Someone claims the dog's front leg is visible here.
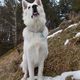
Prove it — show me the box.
[20,54,28,80]
[38,61,44,80]
[28,60,35,80]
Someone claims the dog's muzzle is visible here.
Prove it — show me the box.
[31,5,39,18]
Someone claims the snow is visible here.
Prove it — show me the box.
[47,30,63,39]
[64,32,80,46]
[64,39,69,46]
[72,70,80,79]
[61,70,80,80]
[27,76,61,80]
[52,76,61,80]
[61,71,73,80]
[27,70,80,80]
[75,32,80,38]
[65,23,78,30]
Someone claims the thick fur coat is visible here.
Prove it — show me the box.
[20,0,48,80]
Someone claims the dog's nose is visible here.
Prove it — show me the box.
[32,4,39,18]
[32,5,38,13]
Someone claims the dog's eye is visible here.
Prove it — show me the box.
[28,6,30,9]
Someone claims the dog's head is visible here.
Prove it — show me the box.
[22,0,46,27]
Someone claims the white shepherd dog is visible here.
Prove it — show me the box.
[20,0,48,80]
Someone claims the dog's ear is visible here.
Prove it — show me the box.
[22,0,28,10]
[35,0,43,6]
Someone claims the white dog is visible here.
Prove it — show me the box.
[20,0,48,80]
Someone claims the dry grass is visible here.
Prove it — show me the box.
[0,23,80,80]
[0,44,23,80]
[44,23,80,76]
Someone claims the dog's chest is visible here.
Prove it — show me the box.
[23,27,48,66]
[23,28,46,42]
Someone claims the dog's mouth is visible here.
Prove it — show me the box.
[33,12,39,16]
[31,12,39,18]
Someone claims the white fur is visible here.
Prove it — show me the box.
[20,0,48,80]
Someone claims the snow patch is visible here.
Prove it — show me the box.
[27,70,80,80]
[72,70,80,79]
[47,30,63,39]
[75,32,80,38]
[52,76,61,80]
[64,39,69,46]
[65,23,78,30]
[61,71,73,80]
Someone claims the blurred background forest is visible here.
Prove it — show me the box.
[0,0,80,56]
